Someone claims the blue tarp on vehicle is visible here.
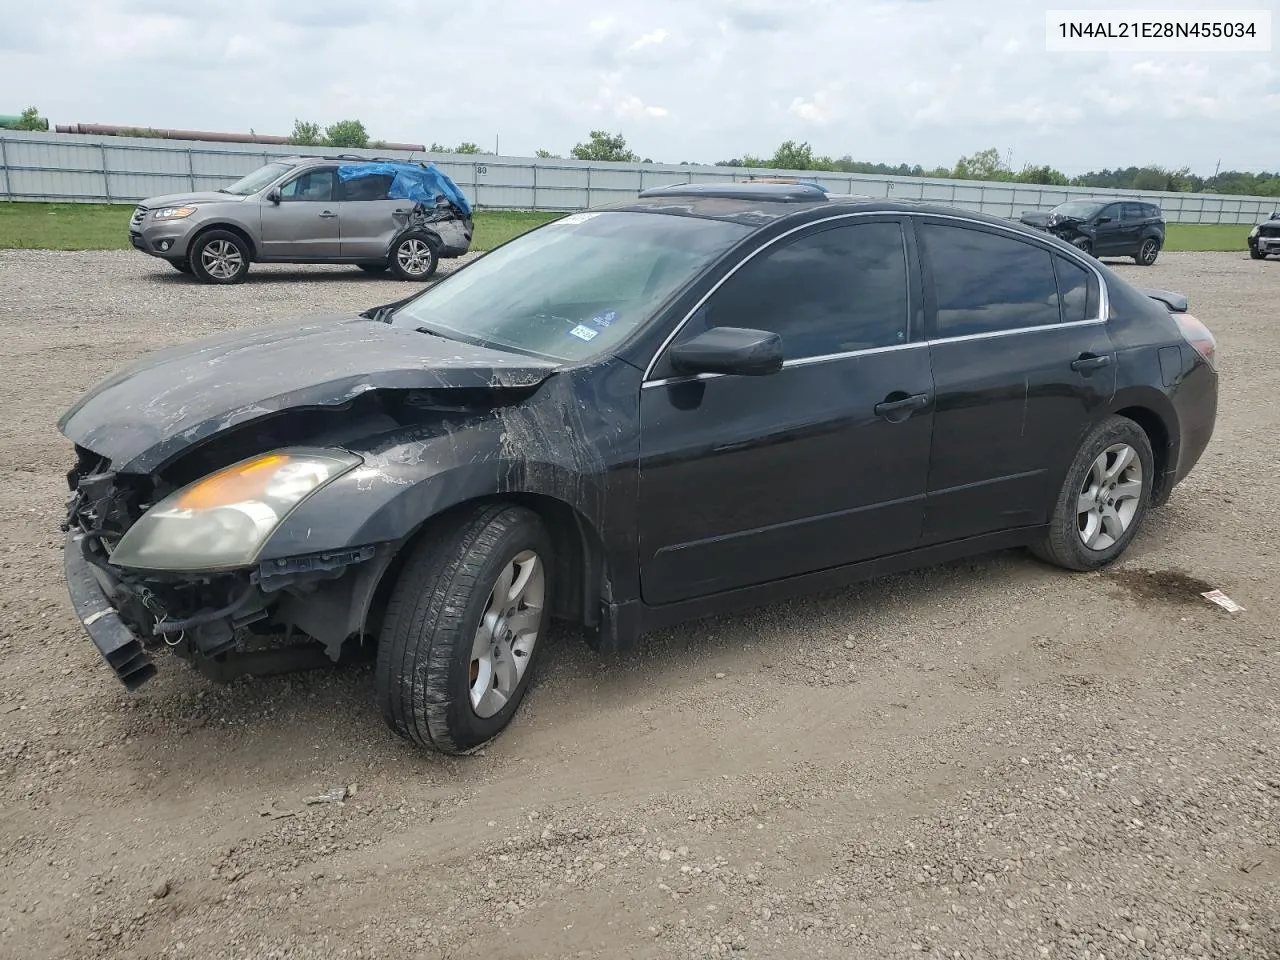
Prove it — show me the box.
[336,162,473,217]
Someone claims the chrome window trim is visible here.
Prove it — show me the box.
[640,209,1110,384]
[644,341,927,389]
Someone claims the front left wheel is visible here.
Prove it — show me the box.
[190,229,251,284]
[375,504,553,754]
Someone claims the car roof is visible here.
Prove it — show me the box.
[279,154,419,166]
[597,183,1076,238]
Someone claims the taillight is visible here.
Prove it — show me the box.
[1174,313,1216,371]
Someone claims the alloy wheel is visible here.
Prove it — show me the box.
[1077,443,1143,551]
[469,550,546,718]
[200,239,243,280]
[1139,238,1159,264]
[396,238,435,278]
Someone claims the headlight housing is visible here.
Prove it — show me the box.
[109,449,361,572]
[154,206,197,220]
[1250,225,1261,238]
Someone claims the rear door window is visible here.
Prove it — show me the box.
[1052,255,1096,324]
[1122,203,1145,220]
[918,222,1060,337]
[341,173,396,202]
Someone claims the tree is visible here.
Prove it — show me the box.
[770,140,815,170]
[570,130,638,162]
[534,149,560,159]
[953,148,1009,180]
[1013,164,1069,186]
[288,120,322,146]
[429,141,483,154]
[15,106,47,131]
[324,119,369,149]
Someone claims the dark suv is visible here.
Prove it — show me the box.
[1248,211,1280,260]
[1020,199,1165,265]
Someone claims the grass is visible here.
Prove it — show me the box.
[0,203,560,253]
[0,202,1255,253]
[1162,223,1252,252]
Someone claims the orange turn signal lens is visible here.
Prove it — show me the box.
[174,454,291,511]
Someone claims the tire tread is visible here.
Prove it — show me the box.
[375,503,544,753]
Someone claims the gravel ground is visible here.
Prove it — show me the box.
[0,250,1277,960]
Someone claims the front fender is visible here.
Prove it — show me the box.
[260,412,607,561]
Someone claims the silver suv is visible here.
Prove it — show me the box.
[128,156,474,284]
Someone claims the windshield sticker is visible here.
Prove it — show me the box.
[568,324,599,342]
[556,212,600,226]
[590,310,618,328]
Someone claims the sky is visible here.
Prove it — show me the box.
[1,0,1277,176]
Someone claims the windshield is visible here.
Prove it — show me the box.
[221,161,294,196]
[1052,200,1105,219]
[389,211,753,361]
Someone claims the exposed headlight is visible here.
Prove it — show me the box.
[109,449,361,572]
[1250,226,1260,238]
[154,206,197,220]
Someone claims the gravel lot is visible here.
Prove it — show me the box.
[0,250,1277,960]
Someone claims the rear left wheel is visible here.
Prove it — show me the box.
[388,232,439,281]
[1031,415,1154,572]
[375,504,553,754]
[1134,237,1160,266]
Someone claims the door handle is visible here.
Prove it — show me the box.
[1070,353,1111,372]
[319,210,338,219]
[874,392,930,420]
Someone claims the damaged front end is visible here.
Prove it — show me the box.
[61,445,393,690]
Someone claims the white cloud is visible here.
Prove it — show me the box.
[0,0,1276,174]
[627,29,670,51]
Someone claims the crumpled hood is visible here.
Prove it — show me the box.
[140,191,243,208]
[58,315,559,473]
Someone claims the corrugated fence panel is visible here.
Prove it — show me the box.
[1,131,1276,224]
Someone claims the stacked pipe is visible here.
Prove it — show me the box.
[53,123,425,153]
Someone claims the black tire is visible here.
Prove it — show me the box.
[189,229,251,285]
[388,232,439,281]
[358,263,388,275]
[168,258,192,274]
[1134,237,1160,266]
[1250,247,1266,260]
[1031,415,1154,572]
[375,504,554,754]
[1072,237,1093,256]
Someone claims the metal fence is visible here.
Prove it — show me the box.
[1,130,1276,225]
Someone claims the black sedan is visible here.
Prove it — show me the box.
[58,182,1219,754]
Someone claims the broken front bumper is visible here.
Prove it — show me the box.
[63,531,157,690]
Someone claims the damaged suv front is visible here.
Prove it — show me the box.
[1248,212,1280,260]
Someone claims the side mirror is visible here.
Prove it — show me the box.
[669,326,783,377]
[266,188,281,204]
